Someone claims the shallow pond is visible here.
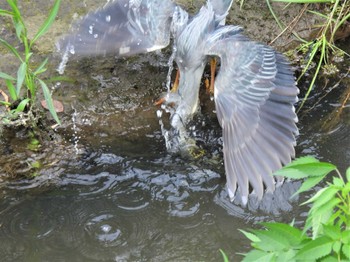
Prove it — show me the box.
[0,1,349,261]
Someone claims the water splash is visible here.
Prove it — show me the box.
[57,43,75,75]
[71,106,82,155]
[165,45,177,93]
[156,108,171,150]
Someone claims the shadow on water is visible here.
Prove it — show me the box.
[0,2,349,261]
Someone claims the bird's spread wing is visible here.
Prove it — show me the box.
[208,0,233,25]
[206,30,299,204]
[58,0,175,56]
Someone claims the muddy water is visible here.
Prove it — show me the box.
[0,1,350,261]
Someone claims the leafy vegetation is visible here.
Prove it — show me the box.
[271,0,350,110]
[236,157,350,261]
[0,0,61,127]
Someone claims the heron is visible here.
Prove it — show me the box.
[58,0,299,205]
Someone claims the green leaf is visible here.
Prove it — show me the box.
[16,62,27,96]
[31,0,61,44]
[34,58,48,75]
[5,79,17,101]
[342,230,350,244]
[275,249,297,262]
[307,186,339,208]
[332,241,341,254]
[261,223,305,246]
[342,182,350,199]
[342,244,350,259]
[6,0,22,22]
[293,175,326,196]
[219,249,229,262]
[274,168,311,179]
[332,177,345,188]
[275,162,336,179]
[38,79,61,125]
[14,98,30,113]
[0,9,14,17]
[284,156,319,167]
[304,212,324,238]
[328,210,342,226]
[312,195,341,217]
[239,230,261,243]
[319,255,338,262]
[346,167,350,182]
[308,199,340,238]
[295,236,333,260]
[0,72,16,81]
[0,38,23,61]
[242,250,275,262]
[322,225,341,241]
[14,20,24,40]
[303,186,338,206]
[250,229,290,251]
[0,101,11,106]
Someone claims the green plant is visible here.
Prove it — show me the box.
[0,0,61,126]
[271,0,350,111]
[236,157,350,261]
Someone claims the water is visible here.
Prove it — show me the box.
[1,48,349,260]
[1,1,349,261]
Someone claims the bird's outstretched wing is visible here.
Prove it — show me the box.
[208,0,234,25]
[206,28,299,204]
[58,0,175,56]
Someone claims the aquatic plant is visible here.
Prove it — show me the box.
[0,0,61,127]
[270,0,350,110]
[230,157,350,261]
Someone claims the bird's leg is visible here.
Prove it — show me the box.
[205,58,216,95]
[154,69,180,105]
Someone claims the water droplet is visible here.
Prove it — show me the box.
[69,45,75,55]
[156,110,163,118]
[93,34,98,39]
[101,224,112,233]
[89,25,94,34]
[105,15,111,22]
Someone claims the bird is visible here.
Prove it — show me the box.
[58,0,299,206]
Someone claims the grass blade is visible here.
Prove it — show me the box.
[267,0,284,30]
[0,38,23,61]
[0,72,16,81]
[38,79,61,125]
[14,20,24,40]
[6,79,18,100]
[219,249,230,262]
[6,0,21,19]
[0,101,11,106]
[14,98,30,113]
[34,58,48,75]
[0,9,14,17]
[16,62,27,96]
[31,0,61,45]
